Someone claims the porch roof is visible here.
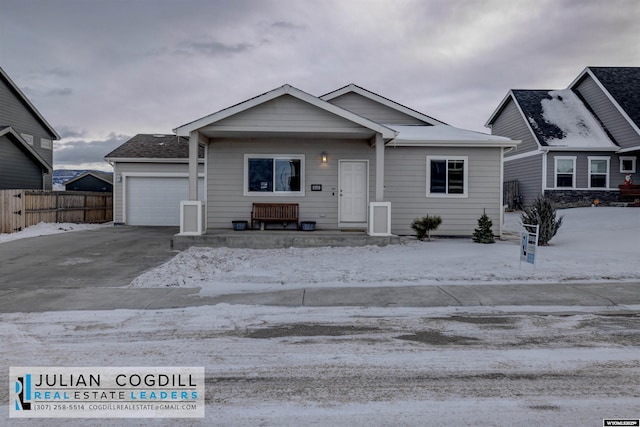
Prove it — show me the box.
[387,124,519,147]
[173,84,398,140]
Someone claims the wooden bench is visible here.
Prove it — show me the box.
[619,184,640,199]
[251,203,299,230]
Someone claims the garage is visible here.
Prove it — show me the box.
[125,176,204,226]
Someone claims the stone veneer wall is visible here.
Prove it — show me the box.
[543,190,622,208]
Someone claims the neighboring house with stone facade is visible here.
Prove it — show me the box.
[486,67,640,207]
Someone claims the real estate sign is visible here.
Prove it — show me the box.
[520,224,539,266]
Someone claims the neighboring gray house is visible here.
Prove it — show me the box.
[108,84,518,236]
[486,67,640,207]
[0,67,59,190]
[64,171,114,192]
[105,134,205,226]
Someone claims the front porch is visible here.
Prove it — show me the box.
[172,228,404,250]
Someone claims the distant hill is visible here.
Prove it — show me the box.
[53,170,114,190]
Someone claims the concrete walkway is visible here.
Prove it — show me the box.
[1,282,639,313]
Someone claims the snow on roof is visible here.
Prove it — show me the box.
[539,89,616,148]
[387,124,514,146]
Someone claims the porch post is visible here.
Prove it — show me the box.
[375,133,384,201]
[189,130,199,200]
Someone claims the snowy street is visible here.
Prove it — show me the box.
[2,305,639,425]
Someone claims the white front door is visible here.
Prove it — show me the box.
[339,160,368,225]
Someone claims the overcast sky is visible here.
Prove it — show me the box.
[2,0,639,171]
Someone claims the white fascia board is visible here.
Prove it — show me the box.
[0,126,52,171]
[0,67,60,140]
[485,91,545,152]
[104,157,204,163]
[174,84,397,140]
[484,91,514,128]
[321,83,444,126]
[571,68,640,137]
[504,150,544,162]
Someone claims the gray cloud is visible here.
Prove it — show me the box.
[2,0,639,168]
[54,133,130,166]
[177,40,254,57]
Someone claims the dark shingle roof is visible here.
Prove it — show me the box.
[511,90,564,146]
[588,67,640,130]
[105,134,204,159]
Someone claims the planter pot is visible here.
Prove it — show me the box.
[232,220,248,231]
[300,221,316,231]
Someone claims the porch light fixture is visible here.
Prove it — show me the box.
[321,151,328,163]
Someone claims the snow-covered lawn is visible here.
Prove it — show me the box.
[131,207,640,296]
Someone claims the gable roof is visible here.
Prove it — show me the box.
[105,134,205,161]
[64,171,113,186]
[487,89,616,150]
[321,83,445,126]
[0,67,60,140]
[174,84,397,140]
[571,67,640,135]
[0,126,52,171]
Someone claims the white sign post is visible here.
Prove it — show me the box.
[520,224,539,272]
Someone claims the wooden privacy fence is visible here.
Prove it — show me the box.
[0,190,113,234]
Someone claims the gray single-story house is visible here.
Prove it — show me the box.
[486,67,640,207]
[108,84,518,237]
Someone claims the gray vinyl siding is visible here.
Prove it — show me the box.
[574,75,640,150]
[0,76,55,188]
[545,152,618,189]
[504,154,543,205]
[490,97,540,155]
[0,135,43,189]
[327,93,427,125]
[206,138,375,229]
[212,95,372,134]
[384,146,503,237]
[111,162,203,223]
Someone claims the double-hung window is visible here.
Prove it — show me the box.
[426,156,468,197]
[588,156,609,188]
[555,157,576,188]
[244,154,304,196]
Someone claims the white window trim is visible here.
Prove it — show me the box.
[426,155,468,198]
[243,154,305,197]
[620,156,636,173]
[588,156,610,189]
[41,138,52,149]
[554,156,576,189]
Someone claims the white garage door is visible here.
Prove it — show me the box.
[126,176,204,226]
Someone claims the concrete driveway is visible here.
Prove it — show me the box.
[0,226,179,290]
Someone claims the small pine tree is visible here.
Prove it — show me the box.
[521,195,563,246]
[411,214,442,241]
[473,210,495,244]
